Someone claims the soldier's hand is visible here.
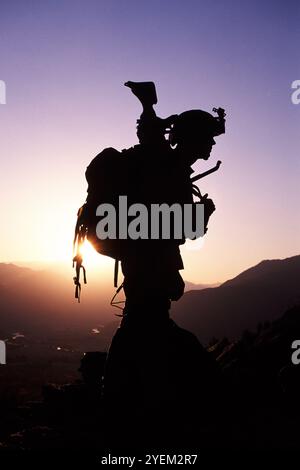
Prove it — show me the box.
[202,197,215,234]
[203,197,216,217]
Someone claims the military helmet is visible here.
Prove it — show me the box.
[169,107,226,146]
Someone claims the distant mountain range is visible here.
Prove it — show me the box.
[0,263,216,334]
[0,256,299,346]
[184,281,220,291]
[0,263,115,336]
[172,255,300,344]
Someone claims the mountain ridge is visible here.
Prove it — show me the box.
[172,254,300,343]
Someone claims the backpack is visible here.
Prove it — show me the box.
[73,146,137,300]
[73,143,176,263]
[72,145,217,301]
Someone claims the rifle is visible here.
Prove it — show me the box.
[191,160,222,183]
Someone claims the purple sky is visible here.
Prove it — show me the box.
[0,0,299,282]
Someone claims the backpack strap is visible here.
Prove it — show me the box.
[114,259,119,288]
[192,183,208,202]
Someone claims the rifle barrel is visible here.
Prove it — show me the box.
[191,160,222,183]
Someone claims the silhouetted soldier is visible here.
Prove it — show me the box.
[119,87,224,326]
[73,82,225,444]
[102,83,225,423]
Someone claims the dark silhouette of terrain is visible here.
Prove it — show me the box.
[1,303,300,451]
[1,255,300,451]
[172,255,300,343]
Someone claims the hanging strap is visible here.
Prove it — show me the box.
[114,259,119,288]
[192,183,208,202]
[73,254,87,302]
[110,282,125,315]
[72,206,88,302]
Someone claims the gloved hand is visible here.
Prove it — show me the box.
[201,196,216,233]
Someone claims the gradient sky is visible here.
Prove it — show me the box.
[0,0,299,283]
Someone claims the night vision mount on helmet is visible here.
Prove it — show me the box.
[169,107,226,146]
